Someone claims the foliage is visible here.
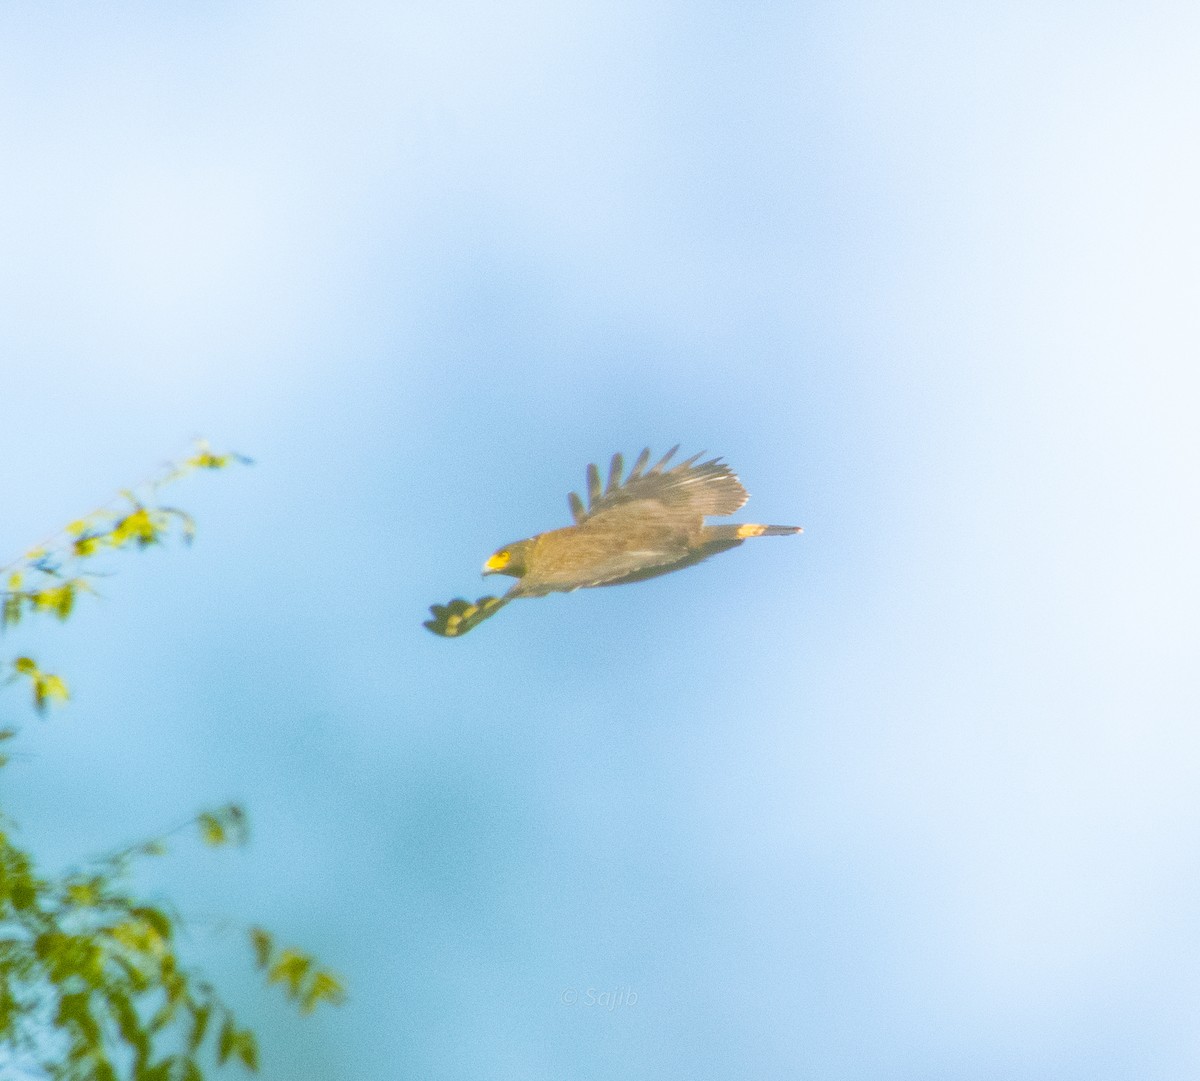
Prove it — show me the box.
[2,441,251,638]
[0,443,343,1079]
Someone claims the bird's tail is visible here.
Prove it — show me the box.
[703,523,803,541]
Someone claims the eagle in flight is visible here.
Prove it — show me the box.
[425,446,801,637]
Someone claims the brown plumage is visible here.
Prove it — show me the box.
[424,447,801,636]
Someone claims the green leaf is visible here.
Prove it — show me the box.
[198,804,247,846]
[186,1001,212,1054]
[217,1017,236,1065]
[189,451,231,469]
[72,534,102,558]
[35,672,70,711]
[198,812,226,846]
[107,916,166,958]
[301,970,346,1014]
[137,1057,177,1081]
[13,658,71,712]
[131,906,173,944]
[64,876,104,907]
[249,927,273,970]
[105,984,150,1063]
[10,877,38,911]
[110,507,161,549]
[268,949,311,997]
[55,990,101,1050]
[234,1028,259,1071]
[29,583,78,620]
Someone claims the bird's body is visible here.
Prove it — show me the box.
[500,501,795,596]
[425,446,801,636]
[500,507,698,596]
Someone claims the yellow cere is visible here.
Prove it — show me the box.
[484,549,510,571]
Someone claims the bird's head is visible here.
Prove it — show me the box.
[482,538,533,579]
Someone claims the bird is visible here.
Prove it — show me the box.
[424,446,801,636]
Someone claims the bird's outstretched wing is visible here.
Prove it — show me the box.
[567,446,748,525]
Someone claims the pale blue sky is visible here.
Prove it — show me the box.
[2,2,1199,1078]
